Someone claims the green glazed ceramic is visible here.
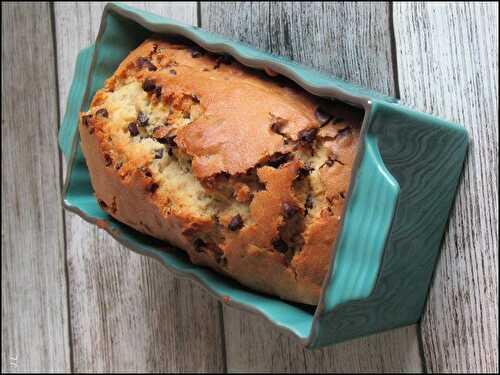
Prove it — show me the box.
[59,2,468,348]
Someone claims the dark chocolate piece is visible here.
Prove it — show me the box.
[142,79,156,92]
[282,202,299,219]
[272,238,289,253]
[128,122,139,136]
[298,128,318,144]
[104,154,112,167]
[228,214,244,231]
[137,111,149,126]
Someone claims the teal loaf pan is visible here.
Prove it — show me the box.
[58,2,469,348]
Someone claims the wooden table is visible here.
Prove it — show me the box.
[2,2,498,373]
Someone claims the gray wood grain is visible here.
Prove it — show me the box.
[6,1,494,372]
[201,1,396,96]
[223,308,422,373]
[54,2,225,372]
[394,2,498,373]
[201,2,423,372]
[1,2,70,372]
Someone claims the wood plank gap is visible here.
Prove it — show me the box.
[197,1,202,28]
[50,2,75,372]
[2,2,71,370]
[388,2,400,99]
[218,302,228,373]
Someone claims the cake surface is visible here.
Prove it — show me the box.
[79,37,362,305]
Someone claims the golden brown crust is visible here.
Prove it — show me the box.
[79,38,362,305]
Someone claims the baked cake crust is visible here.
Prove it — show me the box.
[79,38,362,305]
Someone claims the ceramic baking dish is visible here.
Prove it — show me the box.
[58,2,468,348]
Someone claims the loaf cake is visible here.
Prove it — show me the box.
[79,37,362,305]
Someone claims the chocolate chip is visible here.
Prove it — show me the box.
[115,161,123,170]
[96,108,108,118]
[104,154,112,167]
[169,69,177,75]
[136,57,146,67]
[142,79,156,92]
[153,127,177,147]
[332,117,345,124]
[298,127,318,144]
[282,201,299,219]
[141,167,152,177]
[168,147,174,157]
[297,165,313,179]
[315,106,332,126]
[305,194,314,210]
[154,149,164,159]
[136,57,157,71]
[272,237,288,253]
[82,114,92,127]
[228,214,244,231]
[194,238,206,251]
[128,122,139,136]
[163,137,177,147]
[267,153,290,168]
[137,111,149,126]
[146,182,158,193]
[340,192,346,199]
[154,86,162,98]
[191,94,200,103]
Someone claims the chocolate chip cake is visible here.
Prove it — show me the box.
[79,37,362,305]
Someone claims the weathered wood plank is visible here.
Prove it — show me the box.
[54,2,225,372]
[201,1,396,96]
[1,2,71,372]
[223,310,422,373]
[394,2,499,373]
[201,2,423,372]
